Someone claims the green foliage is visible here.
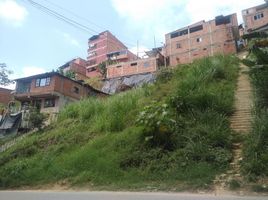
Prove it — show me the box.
[85,77,103,90]
[242,40,268,179]
[228,179,241,190]
[0,55,239,190]
[64,70,76,79]
[242,32,268,40]
[136,102,179,150]
[29,108,46,130]
[56,68,76,79]
[97,62,107,77]
[0,63,13,86]
[156,68,174,83]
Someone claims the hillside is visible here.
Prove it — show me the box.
[0,55,239,190]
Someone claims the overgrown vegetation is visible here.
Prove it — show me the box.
[242,33,268,182]
[0,55,239,190]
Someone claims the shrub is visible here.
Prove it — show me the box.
[29,108,46,130]
[136,101,179,150]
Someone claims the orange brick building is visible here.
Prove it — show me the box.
[14,72,107,114]
[165,14,239,66]
[86,31,136,78]
[106,49,164,79]
[242,3,268,33]
[59,58,87,81]
[0,87,13,105]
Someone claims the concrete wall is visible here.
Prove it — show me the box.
[165,14,238,66]
[242,4,268,32]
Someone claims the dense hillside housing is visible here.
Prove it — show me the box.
[165,14,239,66]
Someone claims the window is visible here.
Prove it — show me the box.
[170,29,188,39]
[176,43,181,49]
[73,86,79,94]
[36,77,50,87]
[87,67,96,72]
[130,62,137,66]
[88,51,97,57]
[215,15,231,26]
[254,13,264,20]
[44,99,55,108]
[196,37,202,43]
[89,43,97,49]
[143,62,150,68]
[190,25,203,33]
[116,65,122,68]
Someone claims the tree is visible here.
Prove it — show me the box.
[97,62,107,77]
[56,67,75,80]
[0,63,13,86]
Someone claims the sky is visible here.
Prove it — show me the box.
[0,0,265,89]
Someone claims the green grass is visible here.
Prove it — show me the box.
[242,66,268,179]
[0,55,239,190]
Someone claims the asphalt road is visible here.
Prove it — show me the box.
[0,191,267,200]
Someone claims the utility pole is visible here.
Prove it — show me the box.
[137,40,139,59]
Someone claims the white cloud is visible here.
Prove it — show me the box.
[0,0,28,26]
[129,45,149,58]
[62,32,81,47]
[22,66,46,77]
[111,0,265,45]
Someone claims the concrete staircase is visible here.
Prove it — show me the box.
[214,53,253,194]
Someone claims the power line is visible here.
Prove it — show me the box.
[22,0,101,35]
[20,0,138,47]
[40,0,106,31]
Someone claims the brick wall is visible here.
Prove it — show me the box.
[0,88,12,105]
[87,31,137,78]
[107,57,158,79]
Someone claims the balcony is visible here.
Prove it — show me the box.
[107,50,128,61]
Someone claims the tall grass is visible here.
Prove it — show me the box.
[0,55,239,190]
[242,66,268,178]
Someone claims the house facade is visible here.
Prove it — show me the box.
[14,72,106,115]
[0,87,13,106]
[242,3,268,33]
[86,31,136,78]
[106,52,165,79]
[165,14,239,66]
[59,58,87,81]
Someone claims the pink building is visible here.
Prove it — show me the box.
[242,3,268,33]
[86,31,136,78]
[165,14,239,66]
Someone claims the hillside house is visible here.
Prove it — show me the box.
[165,14,239,66]
[87,31,137,78]
[59,58,87,81]
[242,3,268,33]
[106,49,165,79]
[14,72,107,116]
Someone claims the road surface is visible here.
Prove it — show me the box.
[0,191,267,200]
